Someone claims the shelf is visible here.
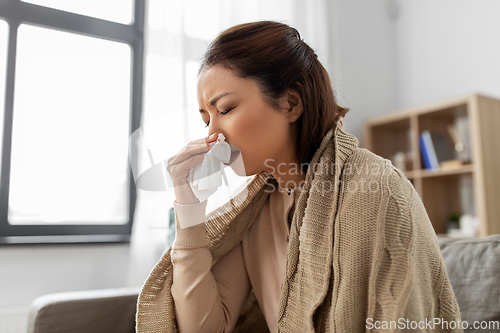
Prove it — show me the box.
[404,164,473,179]
[364,93,500,237]
[421,164,473,178]
[420,165,473,178]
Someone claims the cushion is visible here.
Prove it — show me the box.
[438,234,500,331]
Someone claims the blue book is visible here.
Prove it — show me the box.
[420,134,432,169]
[420,131,439,169]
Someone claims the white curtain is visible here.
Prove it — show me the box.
[127,0,336,287]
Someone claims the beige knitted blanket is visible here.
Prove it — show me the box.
[136,118,462,332]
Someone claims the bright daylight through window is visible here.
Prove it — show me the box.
[9,25,131,225]
[0,1,144,243]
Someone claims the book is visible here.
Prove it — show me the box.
[420,131,438,169]
[419,130,455,170]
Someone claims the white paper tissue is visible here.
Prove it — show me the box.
[187,133,231,202]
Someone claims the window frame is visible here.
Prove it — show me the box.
[0,0,144,245]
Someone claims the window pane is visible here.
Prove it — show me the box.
[0,20,7,183]
[22,0,133,24]
[10,25,131,225]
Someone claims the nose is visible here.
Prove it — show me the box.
[206,122,217,138]
[207,130,229,145]
[206,118,217,138]
[206,124,226,143]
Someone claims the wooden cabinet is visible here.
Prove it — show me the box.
[364,93,500,236]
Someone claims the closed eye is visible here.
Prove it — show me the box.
[204,106,235,128]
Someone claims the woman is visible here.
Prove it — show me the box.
[136,21,462,333]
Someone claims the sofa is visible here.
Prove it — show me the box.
[437,234,500,332]
[27,234,500,333]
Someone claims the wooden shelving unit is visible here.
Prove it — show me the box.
[364,93,500,237]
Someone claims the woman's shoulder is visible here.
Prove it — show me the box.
[345,148,412,182]
[340,147,417,225]
[345,147,391,168]
[342,147,395,184]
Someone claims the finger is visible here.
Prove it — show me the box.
[174,135,218,160]
[205,133,219,143]
[190,133,218,145]
[169,153,206,180]
[167,150,205,174]
[167,133,219,167]
[180,153,206,170]
[168,143,209,166]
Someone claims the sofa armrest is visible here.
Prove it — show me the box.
[27,287,140,333]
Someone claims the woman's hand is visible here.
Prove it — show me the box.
[167,133,218,204]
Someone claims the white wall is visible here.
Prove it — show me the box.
[395,0,500,110]
[330,0,500,147]
[0,245,130,332]
[329,0,399,146]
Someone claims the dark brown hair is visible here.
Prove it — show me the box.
[199,20,349,173]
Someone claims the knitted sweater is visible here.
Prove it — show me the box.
[136,117,462,332]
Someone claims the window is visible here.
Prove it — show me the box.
[0,20,7,170]
[22,0,134,24]
[0,0,144,244]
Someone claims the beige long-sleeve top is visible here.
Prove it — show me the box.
[170,182,304,333]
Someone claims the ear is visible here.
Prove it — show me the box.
[284,88,304,123]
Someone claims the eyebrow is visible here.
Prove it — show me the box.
[199,92,234,113]
[210,92,233,105]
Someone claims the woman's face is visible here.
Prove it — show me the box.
[197,65,297,177]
